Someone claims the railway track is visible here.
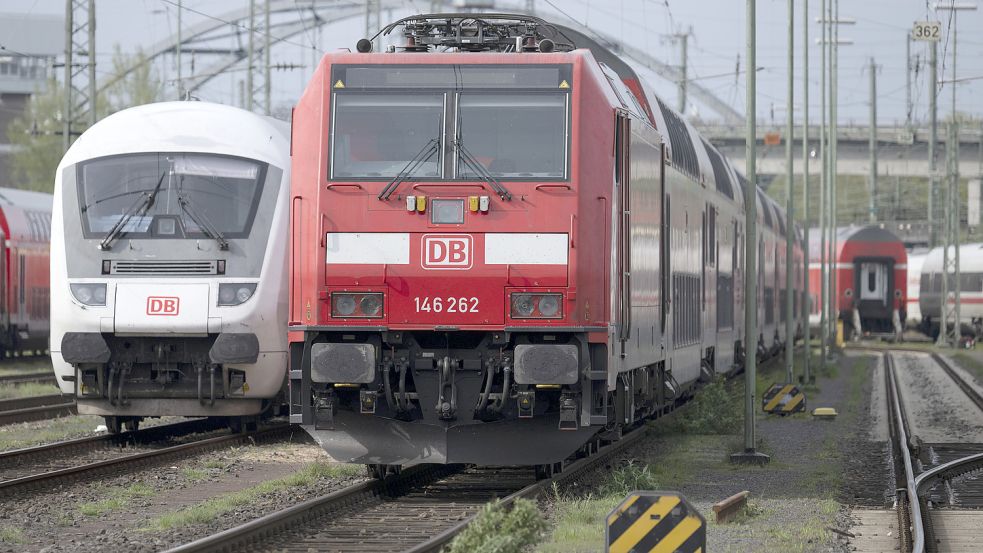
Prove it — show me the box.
[883,351,983,552]
[0,371,56,386]
[0,421,294,496]
[165,423,652,553]
[0,393,75,426]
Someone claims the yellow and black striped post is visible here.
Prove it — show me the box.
[605,491,706,553]
[761,382,807,415]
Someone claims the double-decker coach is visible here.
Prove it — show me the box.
[0,188,52,357]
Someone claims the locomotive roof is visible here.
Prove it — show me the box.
[57,101,290,171]
[807,225,905,262]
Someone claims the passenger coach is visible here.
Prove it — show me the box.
[50,102,291,432]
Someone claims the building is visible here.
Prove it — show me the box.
[0,13,64,187]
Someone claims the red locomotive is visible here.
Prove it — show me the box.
[0,188,52,356]
[808,225,906,340]
[288,14,804,473]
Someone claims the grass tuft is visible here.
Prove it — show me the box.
[665,376,742,435]
[0,527,24,544]
[600,461,663,497]
[79,483,155,516]
[146,462,361,530]
[0,381,60,400]
[445,498,546,553]
[182,467,207,482]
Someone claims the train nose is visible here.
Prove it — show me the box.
[114,283,210,333]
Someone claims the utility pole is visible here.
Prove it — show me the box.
[802,0,812,383]
[826,1,853,346]
[732,0,768,466]
[929,42,938,247]
[830,0,838,347]
[366,0,381,50]
[176,0,182,100]
[935,1,976,346]
[264,0,271,115]
[818,0,828,370]
[246,0,255,111]
[668,30,691,114]
[62,0,96,152]
[784,0,795,384]
[905,36,912,131]
[869,57,878,223]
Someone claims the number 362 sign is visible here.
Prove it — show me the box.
[912,21,941,42]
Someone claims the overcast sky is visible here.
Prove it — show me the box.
[2,0,981,127]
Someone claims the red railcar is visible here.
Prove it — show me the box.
[288,14,803,471]
[0,188,52,355]
[808,225,906,339]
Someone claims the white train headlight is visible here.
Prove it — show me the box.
[218,283,256,306]
[70,283,107,306]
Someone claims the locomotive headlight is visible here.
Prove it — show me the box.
[538,295,560,317]
[70,283,107,306]
[510,293,563,319]
[333,294,357,316]
[360,294,382,317]
[331,292,384,319]
[218,283,257,306]
[512,294,536,317]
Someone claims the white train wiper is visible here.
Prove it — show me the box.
[98,172,166,251]
[177,192,230,251]
[378,137,441,201]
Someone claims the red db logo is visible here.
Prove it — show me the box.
[422,234,472,270]
[146,296,180,316]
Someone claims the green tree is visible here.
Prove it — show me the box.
[5,46,163,193]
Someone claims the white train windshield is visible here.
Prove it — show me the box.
[77,153,266,240]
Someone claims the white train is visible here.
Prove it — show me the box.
[904,248,927,326]
[918,243,983,338]
[50,102,291,432]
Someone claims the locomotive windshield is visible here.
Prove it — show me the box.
[77,153,266,240]
[456,93,567,178]
[331,94,444,178]
[329,64,571,181]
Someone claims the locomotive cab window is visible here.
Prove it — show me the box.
[77,153,267,239]
[330,93,445,179]
[456,93,568,179]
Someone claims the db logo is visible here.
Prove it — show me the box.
[146,296,180,316]
[422,234,472,270]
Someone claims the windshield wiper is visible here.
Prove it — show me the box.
[455,140,512,201]
[177,192,230,251]
[378,138,441,200]
[98,172,166,251]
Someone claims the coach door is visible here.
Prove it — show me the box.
[616,112,631,346]
[859,261,889,305]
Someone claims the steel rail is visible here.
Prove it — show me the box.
[405,426,652,553]
[0,372,56,386]
[0,394,76,426]
[0,424,292,496]
[930,352,983,415]
[165,424,652,553]
[884,352,925,552]
[0,418,220,468]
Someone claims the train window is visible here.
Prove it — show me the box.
[456,93,567,179]
[78,153,266,239]
[331,93,444,179]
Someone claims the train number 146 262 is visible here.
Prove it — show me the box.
[413,296,479,313]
